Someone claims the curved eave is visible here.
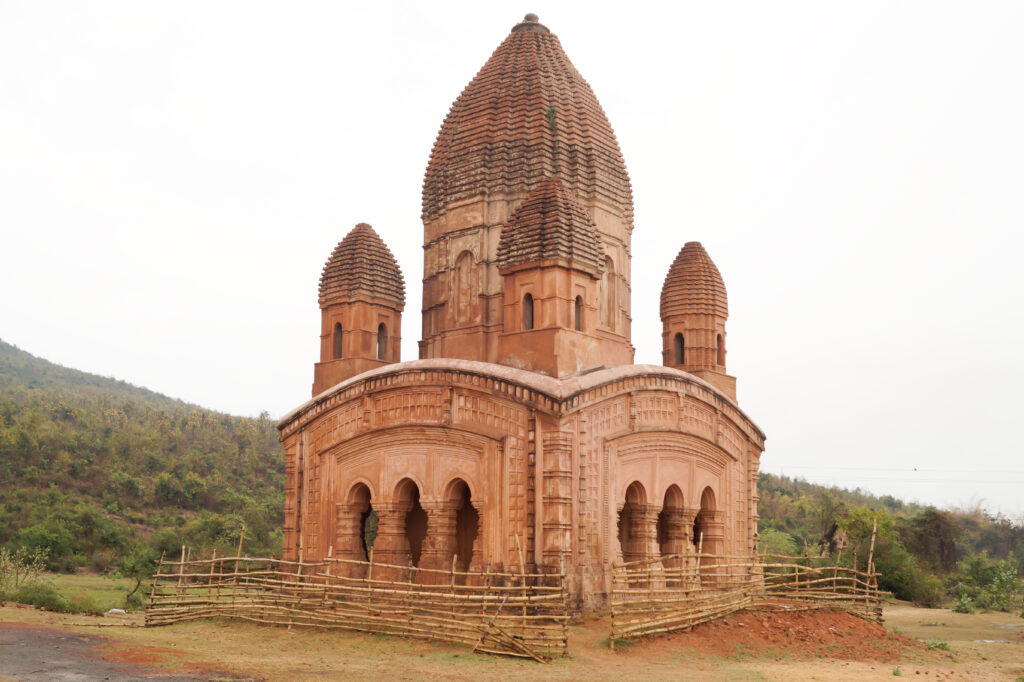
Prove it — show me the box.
[278,359,765,443]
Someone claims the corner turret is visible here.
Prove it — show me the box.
[313,223,405,395]
[660,242,736,399]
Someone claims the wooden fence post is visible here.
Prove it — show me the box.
[514,533,527,635]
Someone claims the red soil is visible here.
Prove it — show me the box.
[626,609,921,662]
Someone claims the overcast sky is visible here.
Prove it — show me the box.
[2,1,1022,519]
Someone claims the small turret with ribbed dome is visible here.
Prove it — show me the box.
[313,223,405,395]
[660,242,736,399]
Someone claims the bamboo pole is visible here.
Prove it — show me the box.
[472,593,508,653]
[866,518,878,610]
[450,553,458,621]
[514,533,527,635]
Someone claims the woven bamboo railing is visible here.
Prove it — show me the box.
[146,547,568,662]
[609,548,882,644]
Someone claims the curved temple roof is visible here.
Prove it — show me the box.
[421,14,634,226]
[660,241,728,319]
[318,223,406,309]
[496,176,605,275]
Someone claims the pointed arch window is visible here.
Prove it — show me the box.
[674,333,684,365]
[716,334,724,366]
[574,295,583,331]
[523,294,534,330]
[377,323,387,360]
[333,323,344,359]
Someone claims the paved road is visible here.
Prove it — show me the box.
[0,622,199,681]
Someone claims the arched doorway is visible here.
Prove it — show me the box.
[657,485,685,558]
[450,479,479,573]
[693,487,716,551]
[336,482,376,577]
[693,486,723,583]
[617,482,648,564]
[396,479,427,568]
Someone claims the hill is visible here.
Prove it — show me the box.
[1,339,1020,612]
[0,339,284,573]
[756,471,1024,608]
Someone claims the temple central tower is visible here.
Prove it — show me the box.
[419,14,635,372]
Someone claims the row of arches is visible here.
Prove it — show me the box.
[338,477,480,581]
[671,333,725,366]
[617,482,723,565]
[332,322,389,361]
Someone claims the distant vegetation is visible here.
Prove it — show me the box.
[0,339,284,602]
[0,338,1021,614]
[758,473,1024,611]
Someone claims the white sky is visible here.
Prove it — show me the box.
[2,2,1022,520]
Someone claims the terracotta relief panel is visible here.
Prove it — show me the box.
[634,392,677,428]
[372,389,444,426]
[680,397,715,441]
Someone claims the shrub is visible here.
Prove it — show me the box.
[12,583,70,612]
[952,594,974,614]
[0,546,47,595]
[947,555,1021,612]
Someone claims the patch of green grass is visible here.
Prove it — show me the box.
[892,666,902,676]
[47,572,147,611]
[925,639,950,651]
[599,637,634,650]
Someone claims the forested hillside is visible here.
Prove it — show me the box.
[757,472,1024,610]
[0,339,285,574]
[1,338,1021,613]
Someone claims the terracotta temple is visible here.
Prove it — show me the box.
[278,14,765,609]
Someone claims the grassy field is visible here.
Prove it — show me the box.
[1,600,1022,680]
[47,573,144,610]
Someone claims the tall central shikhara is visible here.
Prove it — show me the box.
[283,14,764,611]
[418,13,634,371]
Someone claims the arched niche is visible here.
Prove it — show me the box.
[523,293,534,330]
[333,322,344,359]
[444,478,479,574]
[377,323,387,360]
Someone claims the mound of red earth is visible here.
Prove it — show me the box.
[633,609,920,662]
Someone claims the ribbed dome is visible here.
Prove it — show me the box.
[660,242,728,319]
[496,176,605,275]
[421,14,633,226]
[318,223,405,309]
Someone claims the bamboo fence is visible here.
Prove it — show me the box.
[610,542,881,643]
[145,547,568,662]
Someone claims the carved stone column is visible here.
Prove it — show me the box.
[371,501,411,581]
[631,504,662,561]
[696,509,726,585]
[660,508,694,569]
[541,429,573,570]
[335,503,368,577]
[465,509,486,586]
[699,510,726,554]
[418,500,458,583]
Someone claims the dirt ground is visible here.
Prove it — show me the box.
[1,600,1022,681]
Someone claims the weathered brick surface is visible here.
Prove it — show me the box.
[279,15,764,610]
